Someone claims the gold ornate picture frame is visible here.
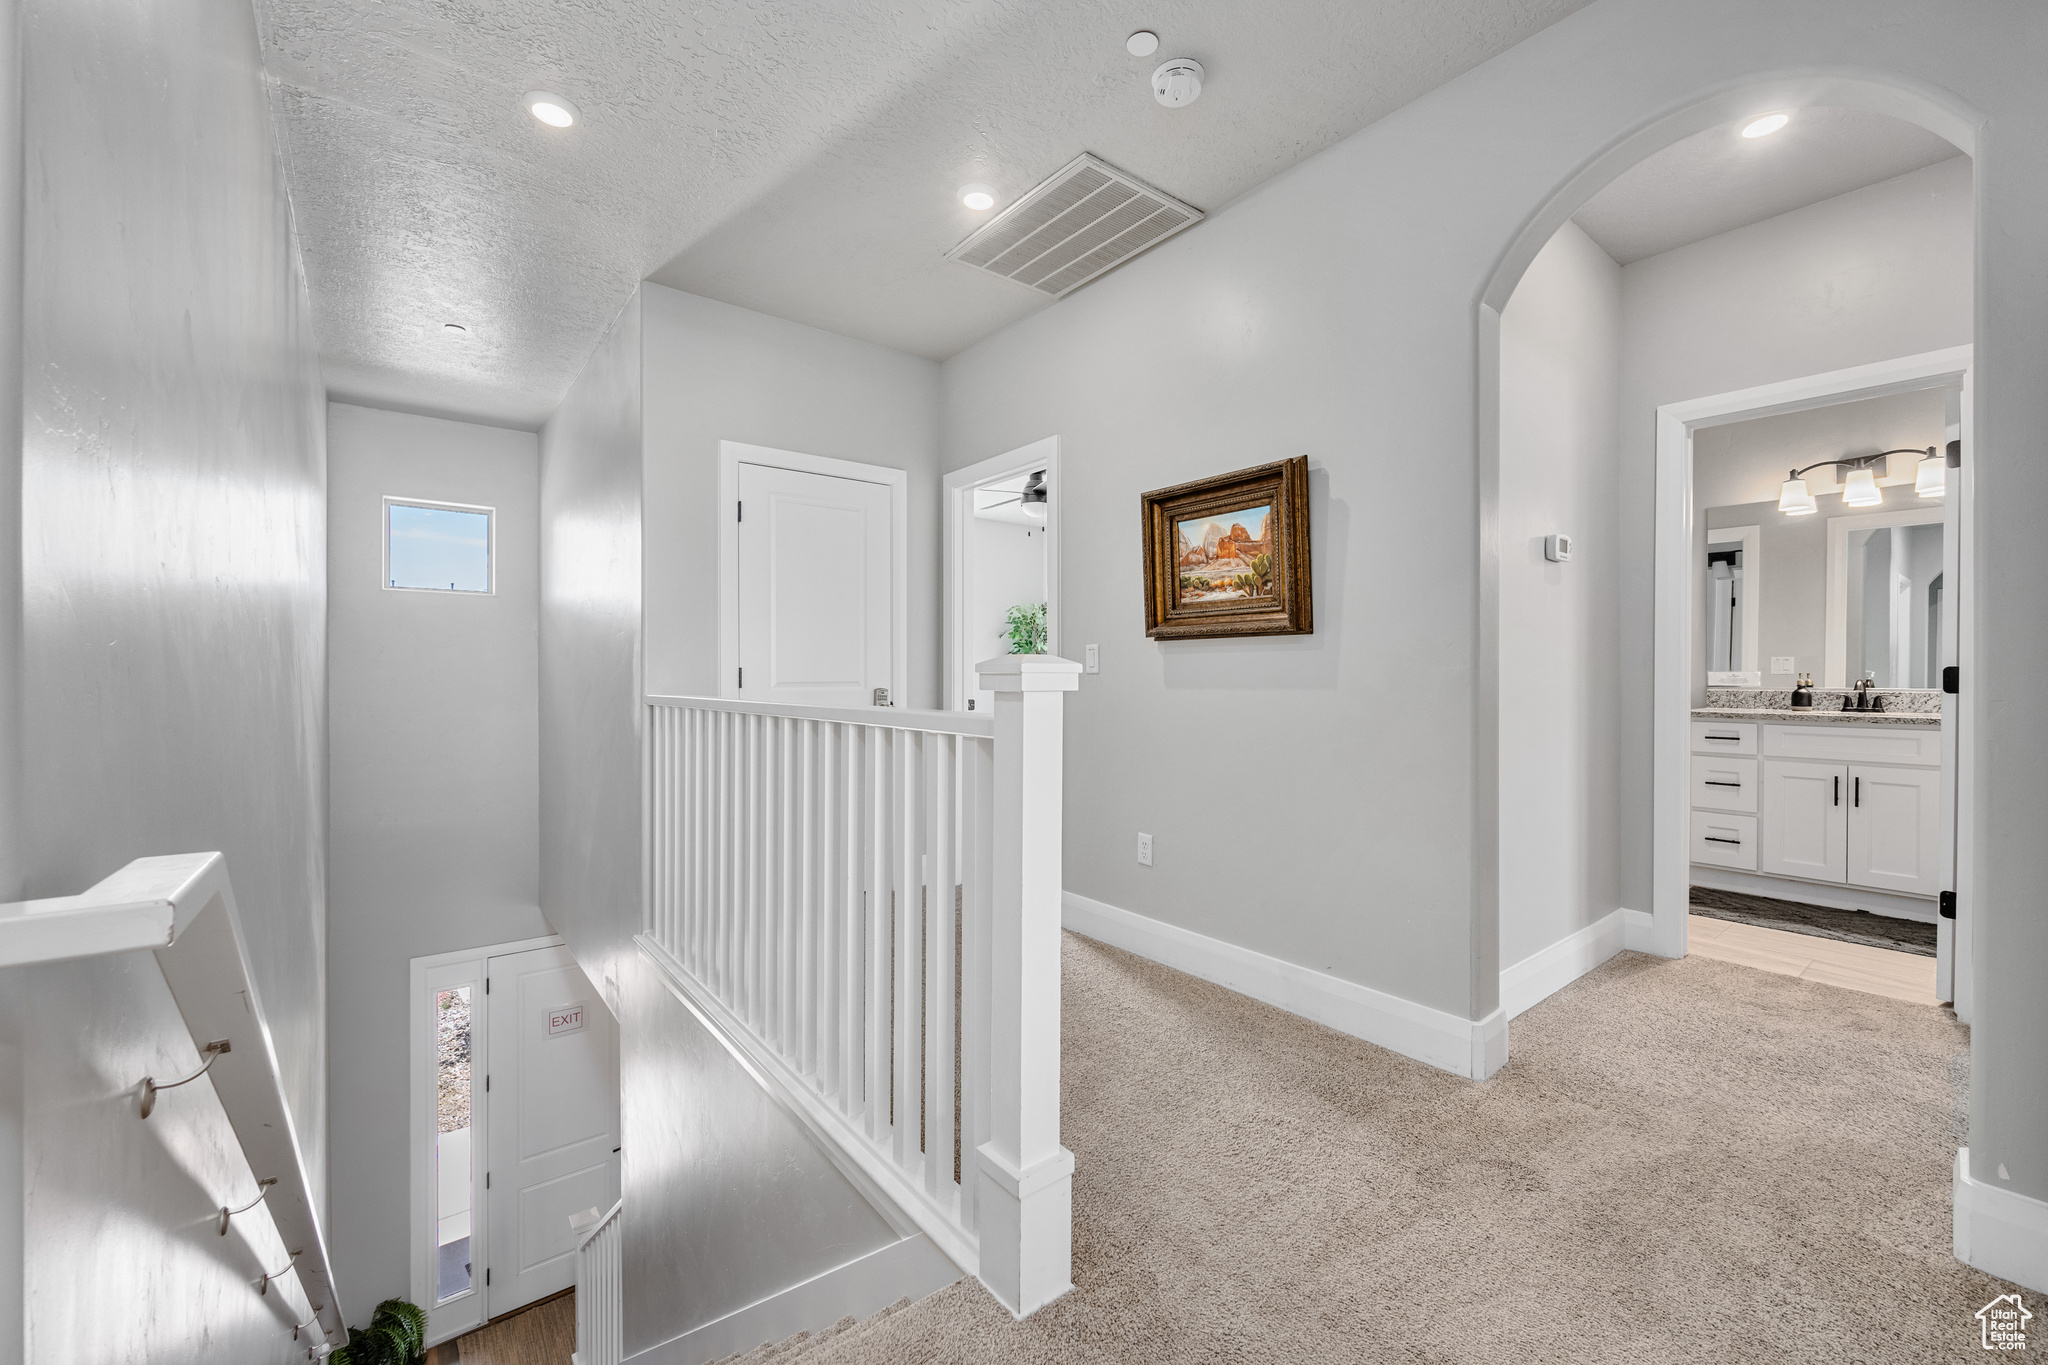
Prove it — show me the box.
[1140,456,1311,640]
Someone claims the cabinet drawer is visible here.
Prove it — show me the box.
[1690,810,1758,870]
[1691,720,1757,755]
[1762,724,1940,766]
[1691,755,1758,813]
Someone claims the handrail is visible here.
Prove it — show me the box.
[643,692,994,739]
[0,853,347,1348]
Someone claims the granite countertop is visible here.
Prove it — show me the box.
[1691,706,1940,728]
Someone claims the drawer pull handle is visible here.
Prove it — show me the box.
[1703,734,1743,741]
[1703,836,1741,845]
[1702,780,1742,787]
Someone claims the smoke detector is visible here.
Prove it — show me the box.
[1152,59,1203,108]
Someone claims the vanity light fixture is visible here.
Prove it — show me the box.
[1778,448,1937,515]
[958,183,997,211]
[1915,446,1946,497]
[523,91,578,128]
[1741,112,1790,138]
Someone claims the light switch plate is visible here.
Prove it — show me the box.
[1085,644,1100,674]
[1771,657,1795,674]
[1137,832,1152,866]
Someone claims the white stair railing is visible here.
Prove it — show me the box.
[570,1200,623,1365]
[638,654,1079,1318]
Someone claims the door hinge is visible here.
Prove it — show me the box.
[873,687,890,707]
[1943,665,1959,695]
[1940,890,1957,920]
[1946,438,1962,468]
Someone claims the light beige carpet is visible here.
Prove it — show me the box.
[731,932,2008,1363]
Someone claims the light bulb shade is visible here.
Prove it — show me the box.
[1916,454,1946,498]
[1842,467,1883,507]
[1778,478,1816,515]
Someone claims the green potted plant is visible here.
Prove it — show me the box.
[329,1299,426,1365]
[1004,601,1047,655]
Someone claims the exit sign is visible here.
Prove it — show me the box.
[548,1002,586,1037]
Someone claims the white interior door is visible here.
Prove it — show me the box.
[738,462,894,707]
[1758,759,1847,882]
[485,945,619,1318]
[1846,764,1941,896]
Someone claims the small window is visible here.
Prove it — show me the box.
[385,497,493,593]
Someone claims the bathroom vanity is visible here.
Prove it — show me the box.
[1689,704,1942,907]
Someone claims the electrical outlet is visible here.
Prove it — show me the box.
[1771,657,1796,674]
[1137,832,1153,866]
[1085,644,1100,674]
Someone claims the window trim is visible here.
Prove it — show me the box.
[383,495,497,596]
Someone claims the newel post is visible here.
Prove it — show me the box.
[974,652,1082,1317]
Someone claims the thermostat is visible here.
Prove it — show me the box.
[1544,534,1572,563]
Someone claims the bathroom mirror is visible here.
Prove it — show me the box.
[1828,512,1943,689]
[1693,386,1953,693]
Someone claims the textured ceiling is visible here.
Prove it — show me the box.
[1572,107,1963,266]
[257,0,1593,429]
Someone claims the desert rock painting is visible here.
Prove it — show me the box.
[1175,504,1273,602]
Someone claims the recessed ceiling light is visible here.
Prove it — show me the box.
[958,182,997,212]
[1126,31,1159,57]
[523,91,578,128]
[1741,112,1790,139]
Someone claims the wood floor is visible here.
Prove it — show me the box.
[1686,912,1941,1006]
[424,1290,575,1365]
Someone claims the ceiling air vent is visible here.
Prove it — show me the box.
[945,153,1203,298]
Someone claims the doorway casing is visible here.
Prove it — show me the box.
[1649,345,1973,1009]
[942,437,1061,712]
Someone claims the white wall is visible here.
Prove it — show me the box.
[1615,153,1972,896]
[12,0,330,1356]
[1496,221,1623,969]
[325,402,549,1313]
[540,291,644,986]
[641,284,942,704]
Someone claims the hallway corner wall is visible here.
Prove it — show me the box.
[1496,220,1624,972]
[539,289,644,988]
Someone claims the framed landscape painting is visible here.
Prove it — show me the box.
[1140,456,1311,639]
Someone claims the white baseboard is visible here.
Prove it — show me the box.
[1062,891,1506,1080]
[1689,865,1937,923]
[1955,1148,2048,1292]
[1500,909,1629,1020]
[1622,908,1658,952]
[626,1233,962,1365]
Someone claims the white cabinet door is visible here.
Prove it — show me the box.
[486,946,620,1317]
[738,462,894,707]
[1847,763,1941,896]
[1759,759,1846,883]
